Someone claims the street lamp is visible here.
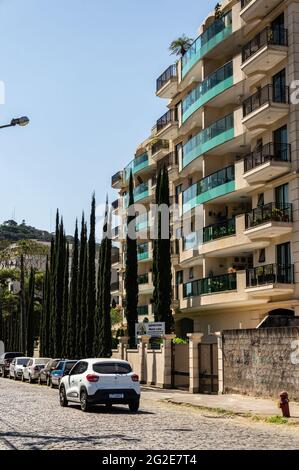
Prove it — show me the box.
[0,116,30,129]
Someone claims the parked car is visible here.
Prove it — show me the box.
[59,359,140,412]
[38,359,63,386]
[50,360,78,388]
[0,352,25,378]
[9,357,30,380]
[22,358,51,383]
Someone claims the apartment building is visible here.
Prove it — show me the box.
[111,0,299,340]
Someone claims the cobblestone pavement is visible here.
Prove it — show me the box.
[1,378,299,450]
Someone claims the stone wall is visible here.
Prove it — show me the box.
[223,327,299,400]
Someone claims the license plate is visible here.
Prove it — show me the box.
[109,393,124,399]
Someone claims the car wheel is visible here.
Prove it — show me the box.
[128,400,140,412]
[80,390,90,412]
[8,374,12,380]
[59,386,68,407]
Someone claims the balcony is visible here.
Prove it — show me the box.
[138,273,153,294]
[182,114,234,169]
[155,108,178,140]
[244,143,291,184]
[111,199,119,211]
[126,182,150,207]
[182,61,233,124]
[111,170,124,189]
[182,10,232,79]
[246,264,295,297]
[157,152,178,179]
[203,218,236,243]
[180,231,203,267]
[242,27,288,77]
[242,85,289,131]
[244,203,293,239]
[156,64,178,99]
[137,242,150,262]
[151,140,169,161]
[240,0,285,24]
[136,213,148,233]
[183,165,235,213]
[184,272,237,298]
[124,153,149,180]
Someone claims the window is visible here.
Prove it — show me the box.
[257,193,264,207]
[64,361,78,373]
[272,69,286,103]
[275,183,289,205]
[175,184,182,204]
[189,268,194,280]
[70,361,87,375]
[176,271,183,285]
[92,362,132,375]
[258,249,266,264]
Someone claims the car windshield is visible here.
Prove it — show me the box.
[65,361,77,372]
[92,362,132,375]
[55,361,65,370]
[16,358,29,366]
[5,353,24,359]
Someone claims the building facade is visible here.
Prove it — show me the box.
[111,0,299,341]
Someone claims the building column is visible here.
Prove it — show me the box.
[118,336,129,360]
[138,335,151,384]
[162,334,175,389]
[187,333,204,394]
[214,332,224,395]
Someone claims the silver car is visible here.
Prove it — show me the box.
[22,358,51,383]
[9,357,30,380]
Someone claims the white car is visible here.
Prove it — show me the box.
[59,358,140,412]
[22,358,51,383]
[9,357,30,380]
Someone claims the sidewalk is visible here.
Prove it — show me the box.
[141,386,299,420]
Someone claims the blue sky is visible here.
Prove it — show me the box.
[0,0,215,235]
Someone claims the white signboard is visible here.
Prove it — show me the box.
[135,322,165,338]
[0,341,4,356]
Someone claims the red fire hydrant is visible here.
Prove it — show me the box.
[279,391,290,418]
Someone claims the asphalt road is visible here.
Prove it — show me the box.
[1,378,299,450]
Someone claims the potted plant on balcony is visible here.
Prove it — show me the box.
[271,208,283,221]
[169,35,194,56]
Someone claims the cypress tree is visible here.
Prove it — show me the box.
[66,221,79,359]
[62,242,69,357]
[53,218,66,357]
[85,194,96,357]
[153,167,173,333]
[124,171,138,348]
[79,223,88,357]
[76,214,86,358]
[95,198,112,357]
[40,257,50,357]
[26,268,35,356]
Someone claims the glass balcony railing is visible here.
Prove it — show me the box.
[137,243,149,261]
[246,264,294,287]
[182,61,233,122]
[242,27,288,63]
[138,273,149,285]
[125,153,149,180]
[182,10,232,78]
[111,171,123,186]
[156,64,177,93]
[136,213,148,232]
[183,231,202,251]
[184,272,237,297]
[125,182,149,207]
[243,85,289,118]
[183,165,235,213]
[182,114,234,168]
[156,108,178,132]
[203,218,236,243]
[245,203,293,229]
[244,143,291,173]
[137,305,149,316]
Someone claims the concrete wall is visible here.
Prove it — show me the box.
[222,327,299,400]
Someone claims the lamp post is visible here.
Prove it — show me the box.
[0,116,30,130]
